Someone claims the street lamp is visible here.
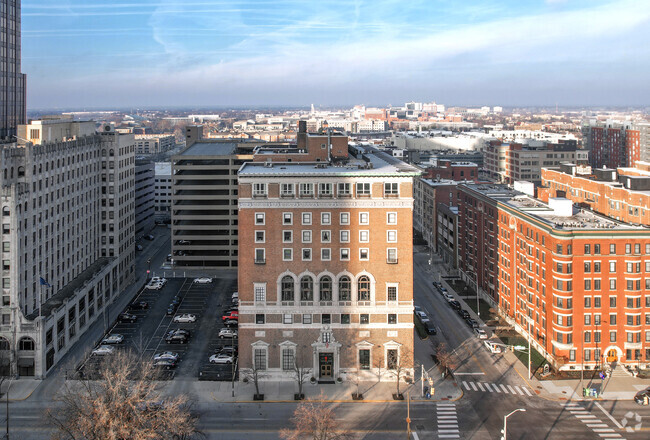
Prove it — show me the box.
[501,408,526,440]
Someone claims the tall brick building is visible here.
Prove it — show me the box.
[459,184,650,371]
[237,142,420,381]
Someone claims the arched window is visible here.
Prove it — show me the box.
[109,149,114,157]
[339,276,351,301]
[101,149,107,156]
[2,206,9,216]
[319,276,332,302]
[18,337,35,351]
[358,276,371,301]
[281,276,294,302]
[300,276,313,301]
[17,166,25,177]
[0,337,9,350]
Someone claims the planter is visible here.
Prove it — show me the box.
[336,377,343,383]
[294,393,305,400]
[242,378,249,383]
[392,393,404,400]
[310,377,317,384]
[253,394,264,401]
[351,393,364,400]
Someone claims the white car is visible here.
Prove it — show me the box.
[151,277,167,285]
[145,282,163,290]
[173,314,197,323]
[415,311,430,323]
[231,291,239,300]
[218,328,238,339]
[474,328,488,339]
[414,305,422,314]
[153,351,180,362]
[443,292,454,302]
[92,345,115,356]
[193,277,212,284]
[484,340,505,354]
[101,334,124,344]
[209,353,234,364]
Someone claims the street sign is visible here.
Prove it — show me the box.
[513,345,526,351]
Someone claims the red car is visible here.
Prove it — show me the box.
[222,311,238,322]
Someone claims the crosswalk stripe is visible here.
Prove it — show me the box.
[514,386,525,395]
[470,382,478,391]
[594,429,615,433]
[477,382,485,392]
[462,381,470,390]
[598,434,622,438]
[576,415,598,419]
[507,385,516,394]
[587,424,609,428]
[492,384,501,393]
[484,383,494,392]
[438,435,460,439]
[500,384,509,393]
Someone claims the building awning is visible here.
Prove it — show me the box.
[17,358,34,367]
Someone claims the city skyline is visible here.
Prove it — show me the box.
[22,0,650,109]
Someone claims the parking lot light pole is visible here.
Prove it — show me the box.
[501,408,525,440]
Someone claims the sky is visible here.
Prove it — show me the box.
[21,0,650,109]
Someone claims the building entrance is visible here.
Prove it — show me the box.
[606,349,618,363]
[319,352,333,379]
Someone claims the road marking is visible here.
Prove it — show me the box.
[598,435,622,438]
[462,381,470,390]
[587,424,609,428]
[412,433,419,440]
[576,415,598,419]
[436,403,460,439]
[470,382,478,391]
[454,372,485,375]
[477,382,485,392]
[492,383,501,393]
[507,385,516,394]
[594,402,624,429]
[500,384,509,393]
[594,429,615,433]
[522,386,533,396]
[484,383,494,392]
[514,386,525,395]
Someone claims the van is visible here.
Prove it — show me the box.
[484,340,505,354]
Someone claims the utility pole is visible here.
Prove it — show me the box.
[406,392,411,440]
[501,408,525,440]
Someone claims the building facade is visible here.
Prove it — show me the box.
[154,162,172,222]
[134,161,155,237]
[413,178,461,251]
[0,119,135,377]
[0,0,26,139]
[584,120,640,169]
[237,149,419,381]
[458,184,650,371]
[134,134,175,155]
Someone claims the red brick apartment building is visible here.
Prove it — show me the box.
[237,147,421,380]
[459,184,650,371]
[584,120,641,169]
[541,163,650,226]
[422,160,479,181]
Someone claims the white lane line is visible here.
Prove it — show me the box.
[500,384,509,393]
[594,402,624,429]
[594,429,615,433]
[412,433,420,440]
[492,384,501,393]
[514,386,525,395]
[470,382,478,391]
[587,424,609,428]
[454,372,485,375]
[477,382,486,392]
[598,435,622,438]
[576,415,598,419]
[438,435,460,439]
[462,381,470,390]
[439,430,460,433]
[507,385,517,394]
[484,383,494,392]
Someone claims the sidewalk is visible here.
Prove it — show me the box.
[0,378,41,401]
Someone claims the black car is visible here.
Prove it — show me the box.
[449,300,461,311]
[165,334,188,344]
[465,318,479,328]
[423,321,437,335]
[118,313,137,323]
[459,310,470,319]
[153,358,177,370]
[167,329,191,338]
[166,305,177,316]
[219,346,238,356]
[144,234,155,241]
[224,319,238,327]
[130,301,149,310]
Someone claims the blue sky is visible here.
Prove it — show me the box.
[22,0,650,109]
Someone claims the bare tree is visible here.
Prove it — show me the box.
[280,394,352,440]
[350,371,363,400]
[436,342,456,377]
[47,350,201,440]
[292,350,311,399]
[390,349,414,398]
[242,364,268,399]
[373,349,385,383]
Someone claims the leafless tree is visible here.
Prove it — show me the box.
[373,349,385,382]
[47,350,201,440]
[350,371,363,399]
[292,350,312,399]
[436,342,456,377]
[280,393,353,440]
[242,364,268,398]
[390,349,414,397]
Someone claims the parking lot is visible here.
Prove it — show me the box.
[79,275,238,380]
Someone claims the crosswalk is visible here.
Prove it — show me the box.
[436,403,460,439]
[461,380,533,396]
[564,402,625,439]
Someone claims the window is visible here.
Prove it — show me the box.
[610,313,617,325]
[594,279,601,290]
[281,183,294,197]
[340,248,350,260]
[585,297,591,308]
[584,332,591,342]
[384,182,398,196]
[340,212,350,224]
[256,314,265,324]
[387,230,397,242]
[255,231,265,243]
[283,213,293,225]
[584,279,591,290]
[360,314,369,324]
[319,277,332,301]
[387,285,398,301]
[302,212,311,225]
[255,249,265,264]
[322,314,331,324]
[635,243,641,254]
[610,279,616,290]
[341,314,350,324]
[585,314,591,325]
[255,213,265,225]
[253,183,267,197]
[338,183,351,197]
[359,212,369,224]
[387,349,398,370]
[595,244,601,254]
[302,248,312,261]
[282,348,295,371]
[356,183,370,196]
[303,314,312,324]
[359,248,369,260]
[321,212,331,225]
[388,314,397,324]
[585,244,591,255]
[299,183,314,197]
[359,349,370,370]
[319,183,333,197]
[283,230,293,243]
[340,230,350,242]
[594,297,601,308]
[358,276,371,301]
[387,212,397,225]
[300,276,313,301]
[281,276,294,302]
[283,248,293,261]
[254,284,266,302]
[387,248,398,263]
[584,262,591,273]
[359,230,369,242]
[321,230,331,242]
[610,331,616,342]
[339,276,351,301]
[302,230,312,243]
[609,261,616,272]
[254,348,267,370]
[610,244,616,254]
[284,314,293,324]
[626,243,631,254]
[321,248,331,260]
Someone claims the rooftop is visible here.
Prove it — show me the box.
[180,141,238,156]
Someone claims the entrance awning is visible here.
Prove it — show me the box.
[17,358,34,367]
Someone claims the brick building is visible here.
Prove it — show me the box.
[583,120,642,169]
[459,184,650,371]
[237,146,420,381]
[422,160,479,181]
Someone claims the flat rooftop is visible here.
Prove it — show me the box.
[239,149,421,177]
[181,141,237,156]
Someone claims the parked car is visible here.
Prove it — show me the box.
[145,282,163,290]
[474,328,488,339]
[170,296,181,306]
[218,346,238,356]
[458,310,470,319]
[194,277,212,284]
[231,291,239,300]
[173,314,197,323]
[165,333,188,344]
[414,305,422,314]
[484,340,505,354]
[167,329,191,338]
[222,311,239,321]
[465,318,479,328]
[92,345,115,356]
[177,239,191,245]
[209,353,234,364]
[153,358,177,369]
[166,304,177,316]
[144,234,155,241]
[136,244,143,251]
[634,389,650,405]
[150,277,167,285]
[223,319,238,327]
[449,300,461,311]
[153,351,180,362]
[443,292,454,302]
[118,313,137,323]
[218,328,238,339]
[423,321,437,335]
[166,254,172,261]
[415,311,430,323]
[101,334,124,345]
[130,301,149,310]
